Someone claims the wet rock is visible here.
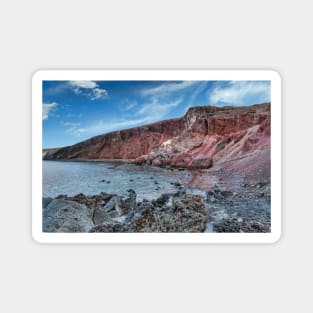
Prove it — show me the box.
[124,189,137,212]
[256,182,266,188]
[43,197,53,208]
[43,199,94,232]
[56,192,112,209]
[152,193,171,207]
[93,196,125,224]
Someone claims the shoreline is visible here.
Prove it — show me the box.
[43,183,271,233]
[43,158,136,163]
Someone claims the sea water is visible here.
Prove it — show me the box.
[43,161,192,201]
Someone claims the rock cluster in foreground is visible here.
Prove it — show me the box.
[43,184,271,233]
[43,190,207,233]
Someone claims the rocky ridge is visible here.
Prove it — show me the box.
[44,103,270,178]
[43,183,270,233]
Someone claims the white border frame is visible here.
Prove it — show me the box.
[32,70,281,243]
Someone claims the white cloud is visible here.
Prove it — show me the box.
[83,117,152,135]
[69,81,98,89]
[137,97,182,116]
[61,121,87,137]
[43,102,57,120]
[125,102,137,111]
[90,88,108,100]
[69,80,108,100]
[65,126,87,137]
[62,121,80,127]
[141,81,199,97]
[79,98,183,136]
[209,81,270,105]
[184,81,208,113]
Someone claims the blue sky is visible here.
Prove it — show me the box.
[43,80,270,148]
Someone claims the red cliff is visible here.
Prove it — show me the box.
[44,103,270,177]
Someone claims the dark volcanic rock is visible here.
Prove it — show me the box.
[43,180,271,233]
[43,191,208,233]
[56,192,112,208]
[129,194,207,233]
[206,184,271,233]
[89,222,128,233]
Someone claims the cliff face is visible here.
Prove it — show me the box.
[44,103,270,174]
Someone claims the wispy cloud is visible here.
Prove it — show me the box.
[125,102,137,111]
[61,121,87,137]
[43,102,57,120]
[79,98,183,136]
[209,81,270,106]
[184,81,208,113]
[82,117,151,135]
[62,121,80,127]
[137,97,182,116]
[69,80,108,100]
[66,127,87,137]
[119,98,138,111]
[69,81,98,89]
[140,81,199,97]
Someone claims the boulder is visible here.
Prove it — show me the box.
[93,196,124,225]
[152,157,163,166]
[124,189,137,212]
[188,156,213,169]
[43,199,94,232]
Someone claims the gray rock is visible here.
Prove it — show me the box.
[93,196,124,225]
[43,197,53,208]
[124,189,137,212]
[43,199,94,232]
[89,222,128,233]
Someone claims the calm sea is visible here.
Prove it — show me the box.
[43,161,191,201]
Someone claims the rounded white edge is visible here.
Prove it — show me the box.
[33,69,282,244]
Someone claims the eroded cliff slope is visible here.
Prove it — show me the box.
[44,103,270,177]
